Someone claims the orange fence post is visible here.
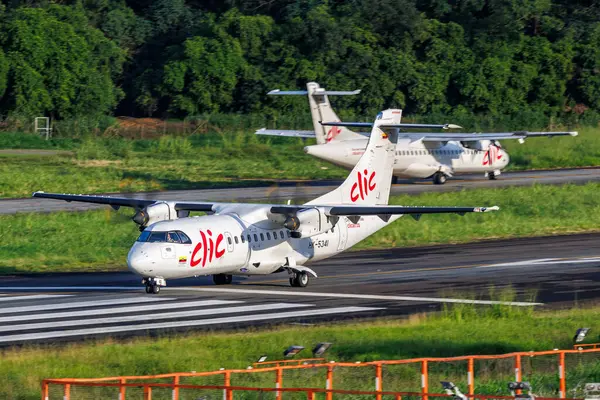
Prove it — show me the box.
[375,363,383,400]
[119,378,127,400]
[275,367,283,400]
[224,371,233,400]
[326,365,334,400]
[395,395,402,400]
[559,351,566,399]
[41,380,49,400]
[514,354,522,394]
[467,357,474,396]
[306,390,315,400]
[143,385,152,400]
[172,375,180,400]
[421,360,429,400]
[63,383,71,400]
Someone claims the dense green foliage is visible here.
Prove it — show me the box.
[2,183,600,273]
[1,1,600,125]
[2,304,599,399]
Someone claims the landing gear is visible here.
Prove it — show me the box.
[213,274,233,285]
[486,170,500,180]
[142,277,165,294]
[289,272,309,288]
[432,172,447,185]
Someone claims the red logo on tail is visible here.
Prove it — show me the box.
[325,126,341,142]
[350,169,376,202]
[191,230,225,267]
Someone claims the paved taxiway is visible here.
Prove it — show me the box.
[2,167,599,214]
[0,233,598,346]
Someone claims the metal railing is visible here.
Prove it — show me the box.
[42,348,600,400]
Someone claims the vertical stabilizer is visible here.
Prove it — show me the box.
[307,109,402,206]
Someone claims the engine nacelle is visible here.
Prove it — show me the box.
[132,202,177,228]
[283,208,334,238]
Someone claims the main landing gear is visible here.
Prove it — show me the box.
[213,274,233,285]
[432,172,447,185]
[142,277,166,294]
[485,170,500,180]
[289,271,309,288]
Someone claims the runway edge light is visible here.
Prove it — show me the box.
[312,342,332,357]
[574,328,591,343]
[284,345,304,358]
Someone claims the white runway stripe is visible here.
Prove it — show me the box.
[0,296,175,315]
[174,288,543,306]
[0,286,138,291]
[0,294,73,302]
[0,306,382,343]
[0,299,242,323]
[0,303,312,333]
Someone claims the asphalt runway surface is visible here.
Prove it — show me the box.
[3,167,600,214]
[0,233,598,346]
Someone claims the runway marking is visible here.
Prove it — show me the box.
[0,303,312,333]
[0,286,141,291]
[487,257,600,267]
[0,300,242,323]
[0,296,175,315]
[0,294,73,302]
[253,255,600,284]
[168,288,542,306]
[0,306,382,343]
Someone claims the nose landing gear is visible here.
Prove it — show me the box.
[142,277,166,294]
[213,274,233,285]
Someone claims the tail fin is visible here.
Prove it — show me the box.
[307,109,402,206]
[268,82,364,144]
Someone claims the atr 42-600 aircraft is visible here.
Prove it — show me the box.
[256,82,577,184]
[33,110,498,294]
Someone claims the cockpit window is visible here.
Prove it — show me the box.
[137,230,192,244]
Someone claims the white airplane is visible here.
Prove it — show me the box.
[33,110,498,294]
[257,82,577,184]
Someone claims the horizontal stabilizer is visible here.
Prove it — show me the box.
[320,121,462,130]
[268,89,360,96]
[255,128,316,138]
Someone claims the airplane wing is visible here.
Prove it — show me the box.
[413,131,578,142]
[270,205,498,216]
[268,89,361,96]
[255,128,316,138]
[31,192,215,212]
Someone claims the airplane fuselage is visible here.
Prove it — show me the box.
[127,204,398,280]
[305,139,510,179]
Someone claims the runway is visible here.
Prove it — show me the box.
[2,167,599,214]
[0,233,598,346]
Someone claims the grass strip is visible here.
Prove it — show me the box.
[1,303,599,399]
[1,183,600,274]
[1,127,599,198]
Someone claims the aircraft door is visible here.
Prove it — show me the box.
[337,218,348,250]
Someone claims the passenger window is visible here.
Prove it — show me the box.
[247,234,251,243]
[287,231,291,238]
[227,236,232,245]
[260,233,264,241]
[266,232,271,240]
[234,236,239,244]
[280,231,284,239]
[241,235,245,243]
[254,234,258,242]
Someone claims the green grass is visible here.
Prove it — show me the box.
[2,303,600,399]
[1,127,599,198]
[1,183,600,274]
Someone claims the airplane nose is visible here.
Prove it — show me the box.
[502,150,510,166]
[127,248,153,275]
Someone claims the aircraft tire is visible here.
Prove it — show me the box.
[289,278,297,287]
[145,285,152,294]
[151,285,160,294]
[488,172,497,180]
[433,172,447,185]
[213,274,233,285]
[297,272,309,288]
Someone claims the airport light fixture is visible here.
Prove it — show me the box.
[312,342,332,357]
[584,383,600,400]
[283,345,304,358]
[257,355,268,363]
[441,381,468,400]
[508,382,534,400]
[574,328,591,343]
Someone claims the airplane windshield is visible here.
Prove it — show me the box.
[136,230,192,244]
